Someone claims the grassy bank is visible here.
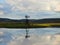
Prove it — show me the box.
[0,22,60,28]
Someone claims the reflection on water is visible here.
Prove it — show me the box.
[0,28,60,45]
[21,38,32,45]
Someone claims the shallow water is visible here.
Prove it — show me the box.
[0,28,60,45]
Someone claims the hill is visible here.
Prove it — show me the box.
[0,18,60,28]
[0,18,60,23]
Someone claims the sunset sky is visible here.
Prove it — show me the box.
[0,0,60,19]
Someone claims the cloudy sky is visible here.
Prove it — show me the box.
[0,0,60,19]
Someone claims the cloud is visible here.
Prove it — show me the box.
[0,4,4,15]
[5,0,60,11]
[55,5,60,11]
[0,0,60,12]
[0,0,60,19]
[0,4,4,8]
[0,11,4,15]
[50,0,60,11]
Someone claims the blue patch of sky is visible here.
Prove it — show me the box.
[0,0,5,4]
[0,0,12,14]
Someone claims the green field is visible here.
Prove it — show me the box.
[0,22,60,28]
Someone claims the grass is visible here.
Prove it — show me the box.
[0,22,60,28]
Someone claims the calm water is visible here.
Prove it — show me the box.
[0,28,60,45]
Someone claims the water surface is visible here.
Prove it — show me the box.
[0,28,60,45]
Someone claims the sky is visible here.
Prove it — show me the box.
[0,0,60,19]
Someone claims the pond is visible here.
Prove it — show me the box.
[0,28,60,45]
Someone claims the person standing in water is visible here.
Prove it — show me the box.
[25,15,30,38]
